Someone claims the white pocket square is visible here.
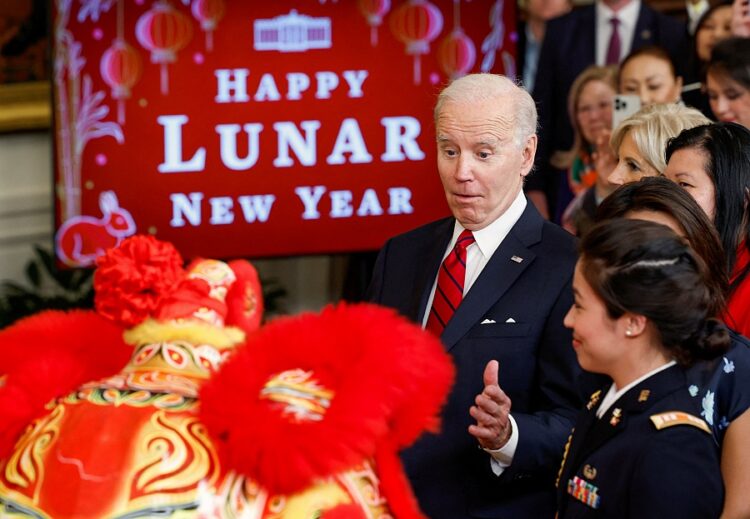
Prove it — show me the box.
[481,318,496,324]
[505,318,516,323]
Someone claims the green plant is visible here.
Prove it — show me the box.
[0,245,94,329]
[0,246,289,330]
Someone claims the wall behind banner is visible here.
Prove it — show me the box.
[0,130,350,317]
[51,0,517,267]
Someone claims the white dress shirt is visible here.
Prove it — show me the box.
[422,190,527,476]
[595,0,641,66]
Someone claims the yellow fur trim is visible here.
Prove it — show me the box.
[124,318,245,348]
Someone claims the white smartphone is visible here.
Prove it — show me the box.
[612,94,642,130]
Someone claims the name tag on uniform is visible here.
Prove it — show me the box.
[567,475,601,509]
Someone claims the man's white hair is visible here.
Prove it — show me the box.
[434,73,538,148]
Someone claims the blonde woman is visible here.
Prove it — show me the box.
[607,104,710,186]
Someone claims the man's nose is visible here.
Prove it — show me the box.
[455,155,473,180]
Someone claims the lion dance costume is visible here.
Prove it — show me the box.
[0,235,454,518]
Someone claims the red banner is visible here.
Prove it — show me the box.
[52,0,516,266]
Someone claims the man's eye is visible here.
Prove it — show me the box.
[477,151,490,159]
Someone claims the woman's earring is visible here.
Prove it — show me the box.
[625,329,633,336]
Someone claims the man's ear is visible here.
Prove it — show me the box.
[520,134,538,178]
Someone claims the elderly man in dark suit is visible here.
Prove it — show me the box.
[367,74,582,518]
[529,0,689,220]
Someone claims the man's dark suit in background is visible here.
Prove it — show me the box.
[529,1,689,219]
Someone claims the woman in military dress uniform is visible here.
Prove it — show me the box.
[557,219,727,518]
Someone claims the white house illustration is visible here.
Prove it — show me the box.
[254,10,332,52]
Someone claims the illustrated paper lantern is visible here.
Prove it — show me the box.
[390,0,444,84]
[135,0,193,95]
[438,28,476,79]
[191,0,225,52]
[100,39,143,124]
[357,0,391,47]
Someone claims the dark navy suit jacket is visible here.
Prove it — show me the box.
[529,3,689,216]
[557,365,723,518]
[368,201,582,518]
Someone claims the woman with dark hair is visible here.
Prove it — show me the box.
[619,46,683,106]
[706,37,750,127]
[597,176,750,519]
[664,122,750,336]
[682,3,733,116]
[558,218,726,518]
[596,177,728,310]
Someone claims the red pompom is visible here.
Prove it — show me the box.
[0,310,132,460]
[200,302,454,514]
[94,235,184,327]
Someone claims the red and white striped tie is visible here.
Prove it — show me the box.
[426,229,475,336]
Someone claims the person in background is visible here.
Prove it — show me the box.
[706,37,750,127]
[530,0,688,221]
[731,0,750,37]
[516,0,573,94]
[368,73,582,519]
[695,3,733,63]
[606,103,709,185]
[550,65,618,236]
[558,218,726,518]
[683,2,733,116]
[618,46,683,106]
[598,176,750,519]
[664,123,750,338]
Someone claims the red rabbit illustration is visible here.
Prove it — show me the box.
[56,191,136,267]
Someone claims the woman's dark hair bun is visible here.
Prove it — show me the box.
[679,318,730,364]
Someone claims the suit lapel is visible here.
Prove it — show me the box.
[559,394,602,491]
[412,218,454,323]
[440,203,543,351]
[574,402,628,465]
[580,6,597,64]
[632,3,656,49]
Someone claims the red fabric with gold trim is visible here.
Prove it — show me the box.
[199,302,455,518]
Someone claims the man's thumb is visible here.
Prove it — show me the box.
[483,359,499,387]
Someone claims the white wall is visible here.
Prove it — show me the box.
[0,132,53,284]
[0,131,340,316]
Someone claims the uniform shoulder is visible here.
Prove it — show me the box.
[649,411,711,434]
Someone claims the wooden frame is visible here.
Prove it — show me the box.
[0,81,51,132]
